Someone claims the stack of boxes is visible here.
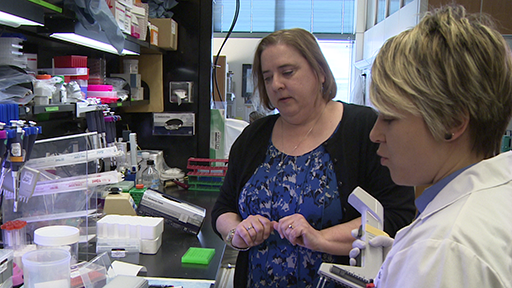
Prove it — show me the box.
[111,58,143,101]
[96,214,164,256]
[106,0,178,49]
[107,0,149,41]
[53,55,89,99]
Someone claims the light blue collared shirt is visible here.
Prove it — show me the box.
[415,164,475,216]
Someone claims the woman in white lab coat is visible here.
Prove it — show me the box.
[355,4,512,288]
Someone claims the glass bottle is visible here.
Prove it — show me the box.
[141,159,162,191]
[135,152,150,185]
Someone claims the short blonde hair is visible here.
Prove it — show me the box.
[371,5,512,157]
[252,28,337,110]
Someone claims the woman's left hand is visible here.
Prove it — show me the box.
[273,214,323,250]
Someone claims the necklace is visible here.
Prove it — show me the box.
[278,103,328,169]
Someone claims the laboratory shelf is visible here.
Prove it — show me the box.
[18,100,150,119]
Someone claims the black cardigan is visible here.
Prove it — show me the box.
[211,102,415,287]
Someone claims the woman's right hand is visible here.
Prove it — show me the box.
[232,214,276,249]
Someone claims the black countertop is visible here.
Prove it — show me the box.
[137,188,225,280]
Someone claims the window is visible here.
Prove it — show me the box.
[214,0,355,103]
[318,40,353,103]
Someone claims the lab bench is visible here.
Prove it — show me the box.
[79,187,226,285]
[137,188,225,280]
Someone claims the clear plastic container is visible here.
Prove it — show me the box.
[34,225,79,264]
[22,249,71,288]
[141,159,161,191]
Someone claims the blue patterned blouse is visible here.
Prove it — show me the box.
[239,141,343,288]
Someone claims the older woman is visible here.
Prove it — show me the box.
[211,28,415,287]
[357,5,512,287]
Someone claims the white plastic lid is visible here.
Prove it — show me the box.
[34,225,79,246]
[160,168,185,180]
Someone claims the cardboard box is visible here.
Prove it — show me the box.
[121,54,164,113]
[149,18,178,50]
[150,23,158,46]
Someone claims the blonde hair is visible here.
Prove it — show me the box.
[252,28,337,110]
[371,5,512,157]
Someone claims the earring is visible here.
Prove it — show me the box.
[444,132,454,140]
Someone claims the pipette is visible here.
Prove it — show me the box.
[0,125,8,194]
[24,121,41,162]
[9,120,25,212]
[317,187,386,288]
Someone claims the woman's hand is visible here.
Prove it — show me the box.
[273,214,324,250]
[273,214,361,255]
[231,214,276,249]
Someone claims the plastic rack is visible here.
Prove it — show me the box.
[186,158,228,192]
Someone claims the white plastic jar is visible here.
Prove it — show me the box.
[34,225,80,264]
[33,74,55,105]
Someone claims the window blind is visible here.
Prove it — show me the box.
[213,0,355,34]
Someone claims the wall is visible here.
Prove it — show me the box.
[428,0,512,34]
[213,38,261,121]
[356,0,424,68]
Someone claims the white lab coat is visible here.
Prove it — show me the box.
[374,151,512,288]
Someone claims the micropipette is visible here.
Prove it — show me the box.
[317,187,386,288]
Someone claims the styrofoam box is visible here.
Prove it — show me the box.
[96,235,161,255]
[140,235,161,254]
[96,214,163,240]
